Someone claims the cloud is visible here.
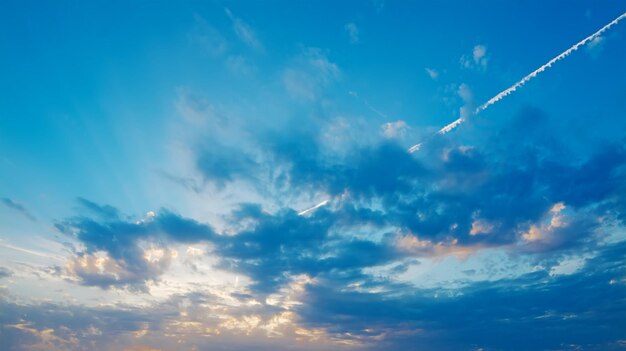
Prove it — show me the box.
[381,121,409,139]
[175,88,219,125]
[473,44,488,67]
[190,14,228,57]
[371,0,385,12]
[1,198,36,222]
[460,44,488,70]
[2,241,625,350]
[226,54,256,76]
[344,22,359,44]
[225,8,264,52]
[55,205,217,289]
[0,267,11,279]
[425,68,439,80]
[0,290,361,351]
[31,84,626,348]
[296,241,626,350]
[282,48,340,101]
[586,35,605,58]
[76,197,120,219]
[65,247,176,291]
[196,144,258,188]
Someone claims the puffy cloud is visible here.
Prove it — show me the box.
[296,241,626,350]
[55,202,217,289]
[46,91,626,348]
[586,35,605,57]
[381,121,409,139]
[0,289,358,351]
[460,44,488,70]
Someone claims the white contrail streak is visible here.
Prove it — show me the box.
[298,199,330,216]
[0,241,64,261]
[303,13,626,214]
[477,11,626,113]
[349,91,390,119]
[408,11,626,153]
[364,100,390,119]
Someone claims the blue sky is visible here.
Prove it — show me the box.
[1,1,626,350]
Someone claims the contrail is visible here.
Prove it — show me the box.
[408,11,626,153]
[298,199,330,216]
[0,240,64,261]
[304,12,626,213]
[349,91,390,119]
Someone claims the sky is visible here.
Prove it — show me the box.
[1,1,626,350]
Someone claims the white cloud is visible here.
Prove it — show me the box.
[549,256,586,276]
[458,83,475,120]
[381,120,409,139]
[282,48,340,101]
[460,44,488,70]
[344,22,359,44]
[585,35,605,58]
[473,45,488,66]
[225,8,264,52]
[470,219,494,236]
[226,55,256,76]
[190,14,228,57]
[457,83,474,102]
[175,88,217,125]
[425,68,439,80]
[372,0,385,12]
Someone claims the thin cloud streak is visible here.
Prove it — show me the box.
[298,199,330,216]
[409,11,626,153]
[0,240,64,261]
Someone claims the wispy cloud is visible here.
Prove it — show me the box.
[344,22,359,44]
[225,8,264,52]
[461,44,488,70]
[190,14,228,56]
[425,68,439,80]
[0,239,64,261]
[1,197,36,221]
[283,48,340,100]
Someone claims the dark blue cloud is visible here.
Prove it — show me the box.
[76,197,121,219]
[297,242,626,351]
[0,267,11,279]
[59,104,626,295]
[50,100,626,348]
[1,197,36,222]
[218,204,402,293]
[196,143,258,188]
[55,201,217,288]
